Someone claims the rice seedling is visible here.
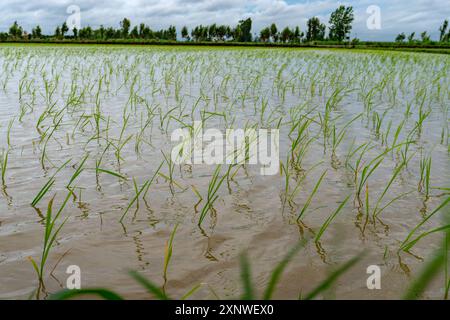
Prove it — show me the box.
[302,254,362,300]
[163,224,178,292]
[29,192,71,298]
[403,204,450,300]
[119,178,150,223]
[372,162,406,220]
[296,170,327,221]
[399,197,450,252]
[0,148,9,187]
[419,154,432,199]
[31,159,71,207]
[315,195,351,243]
[198,165,231,227]
[6,118,14,147]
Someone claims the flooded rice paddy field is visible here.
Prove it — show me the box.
[0,45,449,299]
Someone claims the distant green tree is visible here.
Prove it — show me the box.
[209,24,217,40]
[79,26,93,39]
[237,18,252,42]
[181,26,189,40]
[395,33,406,43]
[168,25,177,41]
[120,18,131,38]
[31,25,42,39]
[216,25,227,41]
[130,26,139,38]
[407,32,415,43]
[306,17,326,41]
[98,25,105,39]
[328,5,354,41]
[280,27,293,43]
[9,21,23,38]
[225,26,232,39]
[139,23,146,38]
[61,22,69,38]
[270,23,278,42]
[293,26,303,43]
[105,27,115,40]
[420,31,430,43]
[72,27,78,38]
[439,20,448,42]
[54,26,61,38]
[260,27,270,42]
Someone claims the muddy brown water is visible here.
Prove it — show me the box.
[0,46,449,299]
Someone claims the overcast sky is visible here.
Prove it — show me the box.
[0,0,448,41]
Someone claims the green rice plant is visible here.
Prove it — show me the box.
[198,165,230,227]
[302,254,362,300]
[297,170,327,221]
[6,118,14,147]
[403,208,450,300]
[391,120,405,151]
[159,151,178,195]
[331,114,362,154]
[419,155,432,199]
[353,141,411,205]
[66,154,89,189]
[400,197,450,252]
[50,289,124,300]
[403,248,446,300]
[31,159,71,207]
[40,115,63,170]
[0,148,9,187]
[52,268,205,301]
[129,270,169,300]
[289,118,313,170]
[445,233,450,300]
[399,139,416,168]
[239,240,307,300]
[381,120,392,146]
[163,224,178,291]
[143,161,164,199]
[355,157,384,204]
[315,195,351,243]
[280,156,291,205]
[287,161,323,204]
[29,192,71,297]
[372,163,406,220]
[119,177,150,223]
[95,167,127,181]
[371,111,384,138]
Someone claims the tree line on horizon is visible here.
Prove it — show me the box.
[395,19,450,44]
[1,6,449,44]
